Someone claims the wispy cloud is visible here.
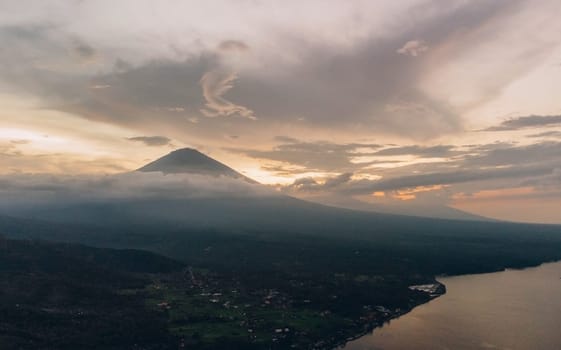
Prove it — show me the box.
[127,136,172,147]
[218,40,249,52]
[200,70,256,119]
[0,172,274,209]
[70,38,98,63]
[374,145,455,157]
[227,137,382,172]
[397,40,429,57]
[527,130,561,138]
[274,141,561,199]
[90,84,111,89]
[484,115,561,131]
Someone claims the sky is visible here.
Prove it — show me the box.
[1,0,561,223]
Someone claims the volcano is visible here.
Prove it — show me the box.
[137,148,256,183]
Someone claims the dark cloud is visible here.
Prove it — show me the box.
[260,163,310,176]
[227,137,381,172]
[520,167,561,190]
[344,165,555,194]
[113,58,133,72]
[461,142,561,167]
[279,141,561,196]
[0,23,217,130]
[288,172,353,193]
[484,115,561,131]
[0,0,526,141]
[229,135,561,193]
[71,39,97,62]
[527,130,561,138]
[324,172,353,187]
[286,162,557,197]
[374,145,455,157]
[10,140,31,145]
[224,0,524,138]
[41,55,221,141]
[227,41,458,138]
[127,136,172,146]
[218,40,250,52]
[229,138,460,175]
[0,25,101,114]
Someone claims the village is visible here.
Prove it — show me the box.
[145,266,444,349]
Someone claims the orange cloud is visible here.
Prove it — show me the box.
[391,185,446,201]
[452,187,536,202]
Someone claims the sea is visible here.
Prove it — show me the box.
[344,260,561,350]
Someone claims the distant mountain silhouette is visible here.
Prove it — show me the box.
[2,148,561,267]
[137,148,256,182]
[136,148,488,221]
[308,195,495,222]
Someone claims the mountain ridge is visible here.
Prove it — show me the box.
[137,148,492,222]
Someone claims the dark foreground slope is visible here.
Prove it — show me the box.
[0,238,183,350]
[2,212,561,349]
[0,236,444,350]
[3,196,561,277]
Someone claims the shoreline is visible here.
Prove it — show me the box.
[335,259,561,349]
[436,258,561,279]
[333,260,561,350]
[331,281,447,350]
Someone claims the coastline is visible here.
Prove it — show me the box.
[436,258,561,279]
[331,280,447,350]
[334,260,561,350]
[336,259,561,350]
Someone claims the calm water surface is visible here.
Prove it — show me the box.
[344,260,561,350]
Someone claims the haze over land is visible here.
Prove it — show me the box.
[1,0,561,223]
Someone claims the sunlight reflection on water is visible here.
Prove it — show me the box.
[344,261,561,350]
